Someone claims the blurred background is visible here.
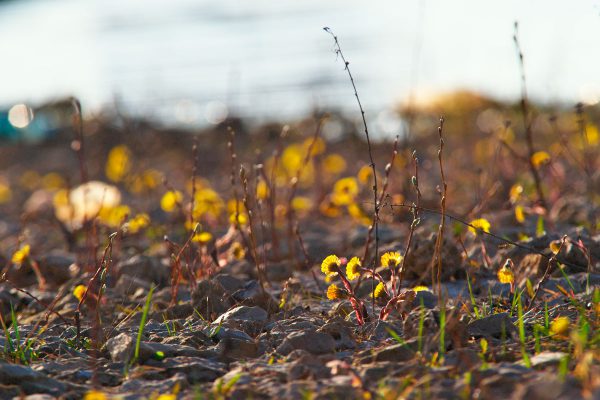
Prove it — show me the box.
[0,0,599,137]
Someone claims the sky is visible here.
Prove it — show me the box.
[0,0,599,125]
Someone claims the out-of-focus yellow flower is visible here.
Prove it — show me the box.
[281,144,304,175]
[348,203,371,226]
[515,205,525,223]
[127,213,150,234]
[256,179,270,200]
[322,154,347,175]
[73,284,87,301]
[357,165,373,185]
[291,196,312,212]
[98,204,130,228]
[156,395,176,400]
[333,177,359,197]
[229,242,246,260]
[144,169,162,188]
[161,190,182,213]
[0,182,12,204]
[319,198,341,218]
[193,188,224,219]
[549,240,562,255]
[321,255,341,276]
[509,184,523,204]
[12,244,30,265]
[584,123,599,146]
[497,260,514,284]
[227,199,246,214]
[42,172,66,190]
[326,284,344,300]
[20,170,40,190]
[412,285,430,292]
[381,251,402,268]
[105,145,132,183]
[373,282,386,298]
[229,212,248,226]
[303,137,326,156]
[346,257,361,280]
[468,218,491,236]
[531,151,550,168]
[550,316,570,336]
[192,231,213,244]
[83,391,107,400]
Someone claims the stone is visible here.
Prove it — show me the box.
[115,255,170,287]
[232,281,278,313]
[466,312,517,339]
[0,362,67,396]
[191,279,234,319]
[361,343,414,363]
[213,306,268,325]
[276,330,336,355]
[528,351,568,368]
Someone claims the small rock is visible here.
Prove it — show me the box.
[466,312,516,339]
[213,306,268,325]
[106,333,135,363]
[528,351,568,368]
[276,330,336,355]
[232,281,278,312]
[115,255,170,287]
[361,343,414,363]
[0,362,67,396]
[191,279,233,319]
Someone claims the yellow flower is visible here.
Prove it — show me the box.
[256,179,270,200]
[412,285,430,292]
[281,144,304,175]
[229,212,248,226]
[497,260,514,284]
[20,170,41,190]
[326,284,345,300]
[229,242,246,260]
[98,204,131,228]
[105,145,132,183]
[192,231,213,244]
[161,190,183,213]
[83,391,107,400]
[127,213,150,234]
[42,172,66,190]
[73,284,87,301]
[193,188,224,219]
[12,244,30,265]
[346,257,362,280]
[348,203,371,226]
[321,255,341,276]
[509,184,523,204]
[156,395,176,400]
[319,200,341,218]
[373,282,386,298]
[381,251,403,268]
[332,177,359,205]
[550,316,570,336]
[549,240,562,255]
[468,218,491,236]
[357,165,373,185]
[322,153,347,175]
[584,123,599,146]
[531,151,550,168]
[303,137,326,156]
[291,196,312,212]
[514,205,525,223]
[0,182,12,204]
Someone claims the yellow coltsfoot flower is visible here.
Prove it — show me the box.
[73,284,87,302]
[326,283,345,300]
[381,251,403,268]
[372,281,386,298]
[497,259,515,285]
[321,254,341,276]
[12,244,30,265]
[468,218,491,236]
[346,257,362,280]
